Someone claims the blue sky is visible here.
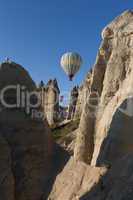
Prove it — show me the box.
[0,0,133,94]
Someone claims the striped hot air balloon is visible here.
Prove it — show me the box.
[60,52,82,81]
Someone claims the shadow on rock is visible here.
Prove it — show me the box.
[42,143,70,199]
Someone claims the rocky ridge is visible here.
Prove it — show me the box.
[48,10,133,200]
[0,61,53,200]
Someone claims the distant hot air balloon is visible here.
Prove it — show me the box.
[60,52,82,81]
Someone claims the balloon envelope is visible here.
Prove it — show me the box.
[60,52,82,81]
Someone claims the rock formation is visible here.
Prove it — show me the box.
[67,86,79,120]
[74,70,92,120]
[48,10,133,200]
[74,10,133,166]
[49,158,107,200]
[92,9,133,166]
[0,61,53,200]
[39,79,60,126]
[81,154,133,200]
[0,134,15,200]
[1,10,133,200]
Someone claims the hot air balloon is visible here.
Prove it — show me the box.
[60,52,82,81]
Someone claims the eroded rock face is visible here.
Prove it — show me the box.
[0,111,53,200]
[92,10,133,165]
[48,157,107,200]
[74,71,92,120]
[74,10,133,165]
[81,154,133,200]
[49,155,133,200]
[39,79,60,126]
[0,61,54,200]
[67,86,79,120]
[97,98,133,165]
[49,10,133,200]
[0,135,15,200]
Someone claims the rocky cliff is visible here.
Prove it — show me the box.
[74,9,133,166]
[49,10,133,200]
[0,61,53,200]
[0,114,53,200]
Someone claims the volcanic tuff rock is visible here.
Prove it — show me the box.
[82,154,133,200]
[67,86,79,120]
[0,134,14,200]
[49,155,133,200]
[74,9,133,165]
[0,61,53,200]
[92,9,133,165]
[74,71,92,120]
[49,157,107,200]
[49,10,133,200]
[0,111,53,200]
[0,61,36,91]
[38,79,60,126]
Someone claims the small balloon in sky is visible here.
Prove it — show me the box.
[60,52,82,81]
